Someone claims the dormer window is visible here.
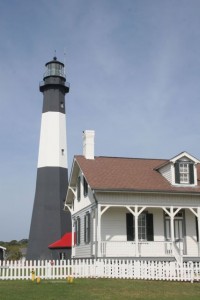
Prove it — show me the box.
[179,163,189,184]
[175,161,194,185]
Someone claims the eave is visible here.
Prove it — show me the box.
[93,188,200,196]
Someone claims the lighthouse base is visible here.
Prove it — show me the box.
[27,167,71,260]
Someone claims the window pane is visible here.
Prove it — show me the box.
[83,177,88,197]
[77,176,81,201]
[76,217,81,245]
[84,213,90,244]
[138,214,146,240]
[179,163,189,183]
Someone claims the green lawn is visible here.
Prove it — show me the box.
[0,278,200,300]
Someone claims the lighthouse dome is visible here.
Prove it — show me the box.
[43,57,65,79]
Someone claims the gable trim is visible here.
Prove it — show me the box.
[170,152,200,164]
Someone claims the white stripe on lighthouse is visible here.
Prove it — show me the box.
[37,111,67,168]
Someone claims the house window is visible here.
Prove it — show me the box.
[195,217,199,242]
[175,161,194,184]
[77,176,81,201]
[84,212,90,244]
[74,217,81,245]
[137,214,146,240]
[179,163,189,183]
[83,177,88,197]
[126,212,154,241]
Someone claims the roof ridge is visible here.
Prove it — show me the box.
[75,155,168,161]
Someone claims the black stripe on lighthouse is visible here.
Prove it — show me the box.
[40,77,69,113]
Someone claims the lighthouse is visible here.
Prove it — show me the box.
[27,57,71,260]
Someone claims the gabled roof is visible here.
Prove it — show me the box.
[170,151,200,164]
[154,151,200,170]
[70,155,200,194]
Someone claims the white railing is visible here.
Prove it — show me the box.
[139,241,172,257]
[0,259,200,282]
[101,241,136,257]
[172,242,183,265]
[101,241,174,257]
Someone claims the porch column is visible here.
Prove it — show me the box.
[126,205,146,257]
[91,208,95,257]
[135,206,139,257]
[163,206,182,244]
[126,205,139,257]
[71,219,75,257]
[170,206,175,244]
[97,204,101,257]
[189,207,200,257]
[198,208,200,257]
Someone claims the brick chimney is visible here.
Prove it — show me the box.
[83,130,95,159]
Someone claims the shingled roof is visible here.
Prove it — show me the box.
[74,155,200,194]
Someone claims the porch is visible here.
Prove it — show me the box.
[95,203,200,263]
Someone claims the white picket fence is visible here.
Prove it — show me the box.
[0,259,200,282]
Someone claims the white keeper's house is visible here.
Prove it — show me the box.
[65,130,200,263]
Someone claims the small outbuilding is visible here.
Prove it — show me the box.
[0,246,6,261]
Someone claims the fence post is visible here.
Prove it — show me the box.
[188,261,194,283]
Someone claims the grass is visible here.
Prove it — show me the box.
[0,278,200,300]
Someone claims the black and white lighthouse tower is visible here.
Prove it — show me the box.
[27,57,71,260]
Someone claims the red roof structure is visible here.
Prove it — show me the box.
[48,232,73,249]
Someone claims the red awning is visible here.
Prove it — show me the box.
[48,232,73,249]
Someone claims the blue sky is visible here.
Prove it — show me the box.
[1,0,200,241]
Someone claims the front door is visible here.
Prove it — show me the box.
[174,218,184,254]
[164,210,186,255]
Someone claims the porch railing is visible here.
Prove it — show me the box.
[101,241,175,258]
[172,242,183,265]
[101,241,137,257]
